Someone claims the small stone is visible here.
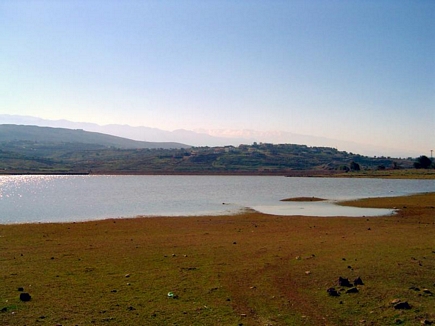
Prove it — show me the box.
[19,292,31,302]
[327,287,340,297]
[125,274,130,278]
[167,292,178,299]
[346,287,359,294]
[421,319,433,325]
[305,271,311,275]
[17,287,24,292]
[394,301,411,310]
[423,289,433,295]
[354,277,364,286]
[338,277,352,287]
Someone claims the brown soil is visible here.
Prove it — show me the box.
[1,193,434,325]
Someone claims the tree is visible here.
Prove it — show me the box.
[350,161,361,171]
[339,165,350,172]
[413,155,432,169]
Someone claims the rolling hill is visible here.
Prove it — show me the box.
[0,124,190,149]
[0,124,415,175]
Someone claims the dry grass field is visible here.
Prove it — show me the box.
[1,192,434,325]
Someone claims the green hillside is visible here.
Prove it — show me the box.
[0,124,189,149]
[0,126,417,175]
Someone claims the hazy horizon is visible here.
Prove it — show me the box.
[1,1,434,156]
[0,113,426,158]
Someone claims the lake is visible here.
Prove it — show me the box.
[0,175,434,224]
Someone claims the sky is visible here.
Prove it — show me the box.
[1,0,434,156]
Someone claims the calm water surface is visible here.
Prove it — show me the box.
[0,175,434,224]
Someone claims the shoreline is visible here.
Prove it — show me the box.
[2,192,432,227]
[0,168,434,179]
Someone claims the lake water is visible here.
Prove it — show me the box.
[0,175,434,224]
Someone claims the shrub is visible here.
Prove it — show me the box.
[350,161,361,171]
[414,155,432,169]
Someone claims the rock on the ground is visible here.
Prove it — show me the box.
[19,292,31,302]
[338,277,352,287]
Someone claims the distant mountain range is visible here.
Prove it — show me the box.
[0,114,239,147]
[0,124,189,149]
[0,114,417,157]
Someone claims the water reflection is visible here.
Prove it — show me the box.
[0,175,431,223]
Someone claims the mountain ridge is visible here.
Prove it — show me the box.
[0,124,190,149]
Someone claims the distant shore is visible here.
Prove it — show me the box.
[0,172,91,176]
[1,168,434,179]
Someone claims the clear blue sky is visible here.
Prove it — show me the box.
[1,0,434,155]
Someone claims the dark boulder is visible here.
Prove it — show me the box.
[346,287,359,294]
[327,287,340,296]
[19,292,31,302]
[394,301,411,310]
[354,277,364,286]
[338,277,352,287]
[423,289,433,296]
